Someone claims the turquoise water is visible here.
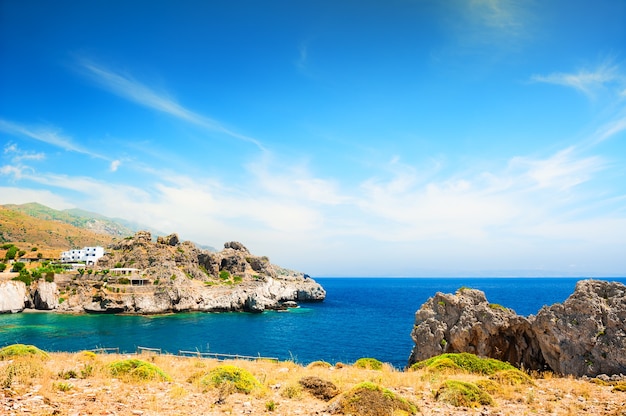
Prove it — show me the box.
[1,277,624,368]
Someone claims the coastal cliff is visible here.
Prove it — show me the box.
[408,279,626,377]
[0,231,325,314]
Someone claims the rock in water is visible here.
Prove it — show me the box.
[533,280,626,377]
[408,279,626,377]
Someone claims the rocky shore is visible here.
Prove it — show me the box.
[0,231,325,314]
[408,279,626,377]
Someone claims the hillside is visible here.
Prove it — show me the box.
[1,203,216,251]
[1,202,158,238]
[0,206,115,250]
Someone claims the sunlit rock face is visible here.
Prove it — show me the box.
[408,280,626,377]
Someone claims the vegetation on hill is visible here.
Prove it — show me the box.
[2,202,142,237]
[0,205,115,249]
[0,347,623,415]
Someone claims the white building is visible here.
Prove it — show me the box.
[60,246,105,265]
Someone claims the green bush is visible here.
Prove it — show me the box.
[336,382,418,416]
[0,263,6,272]
[118,277,130,285]
[109,359,171,381]
[411,353,516,374]
[5,246,18,260]
[489,369,534,385]
[200,365,261,393]
[354,357,384,370]
[11,262,26,272]
[434,380,493,407]
[12,272,32,286]
[219,270,230,280]
[0,344,49,360]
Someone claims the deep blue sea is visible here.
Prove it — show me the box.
[1,277,624,369]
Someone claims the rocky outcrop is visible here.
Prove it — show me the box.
[0,280,28,313]
[408,280,626,377]
[55,231,325,314]
[32,281,59,310]
[408,288,545,371]
[533,280,626,377]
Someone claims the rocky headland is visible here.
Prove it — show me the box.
[408,279,626,377]
[0,231,325,314]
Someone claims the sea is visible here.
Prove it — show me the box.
[1,277,625,369]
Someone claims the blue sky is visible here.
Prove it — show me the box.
[1,0,625,277]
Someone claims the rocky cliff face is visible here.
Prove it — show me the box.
[408,280,626,377]
[9,231,324,315]
[32,281,59,310]
[533,280,626,377]
[0,281,28,313]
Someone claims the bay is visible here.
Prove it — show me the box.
[1,277,624,369]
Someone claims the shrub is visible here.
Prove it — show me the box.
[298,376,339,401]
[12,270,32,286]
[109,359,171,381]
[5,246,18,260]
[489,369,534,385]
[118,277,130,285]
[58,369,78,379]
[354,357,384,370]
[280,384,302,399]
[411,353,516,375]
[219,270,230,280]
[435,380,493,407]
[0,263,6,272]
[0,344,49,360]
[11,262,26,272]
[306,360,332,369]
[200,365,261,394]
[54,381,73,392]
[334,382,418,416]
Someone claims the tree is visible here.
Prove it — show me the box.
[11,262,26,272]
[5,246,18,260]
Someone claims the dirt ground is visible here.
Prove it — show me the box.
[1,352,625,416]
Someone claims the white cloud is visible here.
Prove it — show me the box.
[531,60,624,99]
[0,119,105,159]
[77,59,265,150]
[509,147,604,191]
[110,160,121,172]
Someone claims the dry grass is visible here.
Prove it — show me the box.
[1,351,625,415]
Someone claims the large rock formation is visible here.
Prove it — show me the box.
[408,288,545,371]
[0,280,28,313]
[533,280,626,377]
[408,280,626,377]
[32,281,59,310]
[52,231,325,314]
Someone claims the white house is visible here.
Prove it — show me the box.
[60,246,105,265]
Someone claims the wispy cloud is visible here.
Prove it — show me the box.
[2,135,622,275]
[3,143,45,163]
[76,58,265,150]
[0,119,106,159]
[531,60,624,99]
[441,0,533,53]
